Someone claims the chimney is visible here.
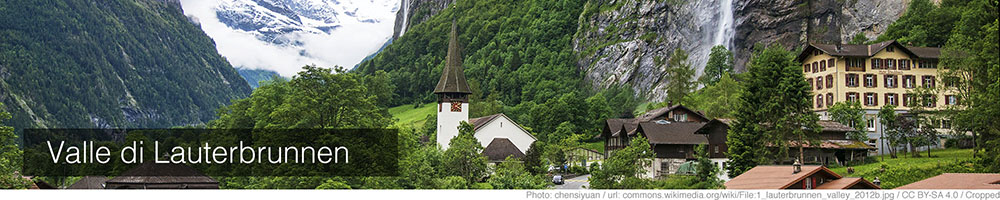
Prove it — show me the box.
[793,159,802,174]
[873,177,881,187]
[836,44,843,52]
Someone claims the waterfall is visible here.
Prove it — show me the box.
[713,0,734,49]
[398,0,410,36]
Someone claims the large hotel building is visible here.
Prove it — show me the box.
[796,40,955,155]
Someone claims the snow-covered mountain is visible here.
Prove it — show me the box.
[180,0,399,76]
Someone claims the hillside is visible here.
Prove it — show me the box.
[0,0,252,130]
[829,148,979,189]
[388,103,436,127]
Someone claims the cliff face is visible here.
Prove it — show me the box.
[574,0,907,101]
[392,0,454,39]
[731,0,908,70]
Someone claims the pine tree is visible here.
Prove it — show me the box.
[699,45,734,86]
[665,49,696,104]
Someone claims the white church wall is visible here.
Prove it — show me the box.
[437,102,469,150]
[473,115,535,154]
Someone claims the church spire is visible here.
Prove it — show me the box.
[433,19,472,96]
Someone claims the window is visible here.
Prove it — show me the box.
[813,62,818,72]
[887,59,896,70]
[922,76,936,88]
[828,59,836,69]
[816,77,824,90]
[903,75,916,88]
[817,95,824,108]
[903,94,912,107]
[885,75,897,88]
[846,74,859,87]
[868,139,878,144]
[924,95,937,107]
[867,117,876,131]
[872,59,881,69]
[900,59,911,70]
[865,93,877,106]
[807,78,813,89]
[886,93,898,106]
[887,46,895,52]
[805,177,814,189]
[820,61,827,71]
[864,74,877,88]
[847,58,866,71]
[714,146,719,154]
[847,92,859,102]
[946,95,958,105]
[942,120,952,129]
[804,64,810,73]
[826,75,833,88]
[826,93,834,106]
[674,114,688,122]
[919,61,937,69]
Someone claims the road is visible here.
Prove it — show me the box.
[555,174,590,189]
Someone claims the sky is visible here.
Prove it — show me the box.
[179,0,399,77]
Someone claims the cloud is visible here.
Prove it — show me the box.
[179,0,397,77]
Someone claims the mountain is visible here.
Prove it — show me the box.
[179,0,399,76]
[391,0,454,40]
[0,0,252,130]
[237,68,285,89]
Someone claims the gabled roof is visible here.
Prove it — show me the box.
[433,20,472,94]
[637,122,708,145]
[606,118,640,137]
[725,165,843,189]
[896,173,1000,189]
[796,40,940,62]
[469,113,537,140]
[105,163,218,185]
[817,120,856,132]
[68,176,109,189]
[482,138,526,162]
[637,105,707,122]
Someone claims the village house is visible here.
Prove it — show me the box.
[103,163,219,189]
[895,173,1000,189]
[725,164,880,189]
[797,40,956,155]
[434,21,535,162]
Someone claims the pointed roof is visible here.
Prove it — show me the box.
[433,20,472,94]
[482,138,526,162]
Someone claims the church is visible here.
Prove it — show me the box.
[434,21,535,163]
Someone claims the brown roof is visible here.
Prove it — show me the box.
[817,120,856,132]
[606,118,639,137]
[637,105,708,122]
[896,173,1000,189]
[637,122,708,144]
[781,140,875,149]
[482,138,526,162]
[725,165,841,189]
[815,177,881,189]
[105,163,218,186]
[797,40,940,62]
[433,20,472,94]
[68,176,109,189]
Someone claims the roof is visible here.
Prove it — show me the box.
[725,165,841,189]
[469,113,537,140]
[815,177,881,189]
[796,40,941,62]
[781,139,875,150]
[104,163,218,185]
[433,20,472,94]
[896,173,1000,189]
[817,120,856,132]
[606,118,640,137]
[637,121,708,144]
[482,138,526,162]
[637,105,708,122]
[68,176,109,189]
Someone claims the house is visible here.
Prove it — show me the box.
[895,173,1000,189]
[566,147,605,169]
[67,176,109,189]
[797,40,956,155]
[780,120,876,165]
[434,20,535,162]
[602,105,710,154]
[104,163,219,189]
[725,164,880,189]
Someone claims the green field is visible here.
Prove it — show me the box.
[389,103,437,128]
[828,148,978,189]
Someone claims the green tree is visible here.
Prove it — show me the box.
[443,121,489,185]
[1,104,32,189]
[849,33,869,45]
[523,142,545,175]
[488,156,548,189]
[589,135,655,189]
[684,73,741,118]
[726,44,819,177]
[694,144,723,188]
[879,105,901,159]
[665,49,696,104]
[699,45,734,86]
[828,101,869,141]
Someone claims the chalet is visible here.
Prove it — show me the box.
[895,173,1000,189]
[725,164,880,189]
[434,20,535,162]
[782,120,875,166]
[104,163,219,189]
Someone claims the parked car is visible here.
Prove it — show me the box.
[552,175,564,185]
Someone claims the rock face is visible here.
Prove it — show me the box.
[731,0,908,70]
[392,0,454,39]
[575,0,907,101]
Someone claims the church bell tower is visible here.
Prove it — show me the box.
[434,20,472,150]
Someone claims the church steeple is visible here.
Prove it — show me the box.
[433,19,472,102]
